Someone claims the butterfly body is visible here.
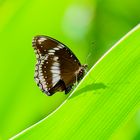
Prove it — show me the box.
[32,35,87,96]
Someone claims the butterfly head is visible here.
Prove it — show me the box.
[82,64,88,70]
[76,64,87,81]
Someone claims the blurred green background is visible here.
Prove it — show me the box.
[0,0,140,140]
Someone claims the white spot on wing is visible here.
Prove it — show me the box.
[36,54,39,59]
[52,73,59,77]
[51,60,61,86]
[51,66,60,70]
[53,47,60,50]
[38,37,46,44]
[35,77,39,83]
[48,50,55,53]
[48,52,54,55]
[57,45,64,49]
[50,69,60,74]
[41,60,44,64]
[53,56,59,61]
[53,62,60,67]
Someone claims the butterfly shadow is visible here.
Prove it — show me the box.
[69,82,107,99]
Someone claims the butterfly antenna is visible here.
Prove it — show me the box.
[85,69,88,74]
[85,52,91,64]
[85,41,95,65]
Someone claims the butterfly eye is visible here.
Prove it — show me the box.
[33,35,87,96]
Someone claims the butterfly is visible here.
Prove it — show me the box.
[32,35,87,96]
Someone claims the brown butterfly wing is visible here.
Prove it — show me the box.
[33,35,83,96]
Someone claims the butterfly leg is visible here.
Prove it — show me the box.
[65,85,73,94]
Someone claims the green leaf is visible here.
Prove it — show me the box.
[10,24,140,140]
